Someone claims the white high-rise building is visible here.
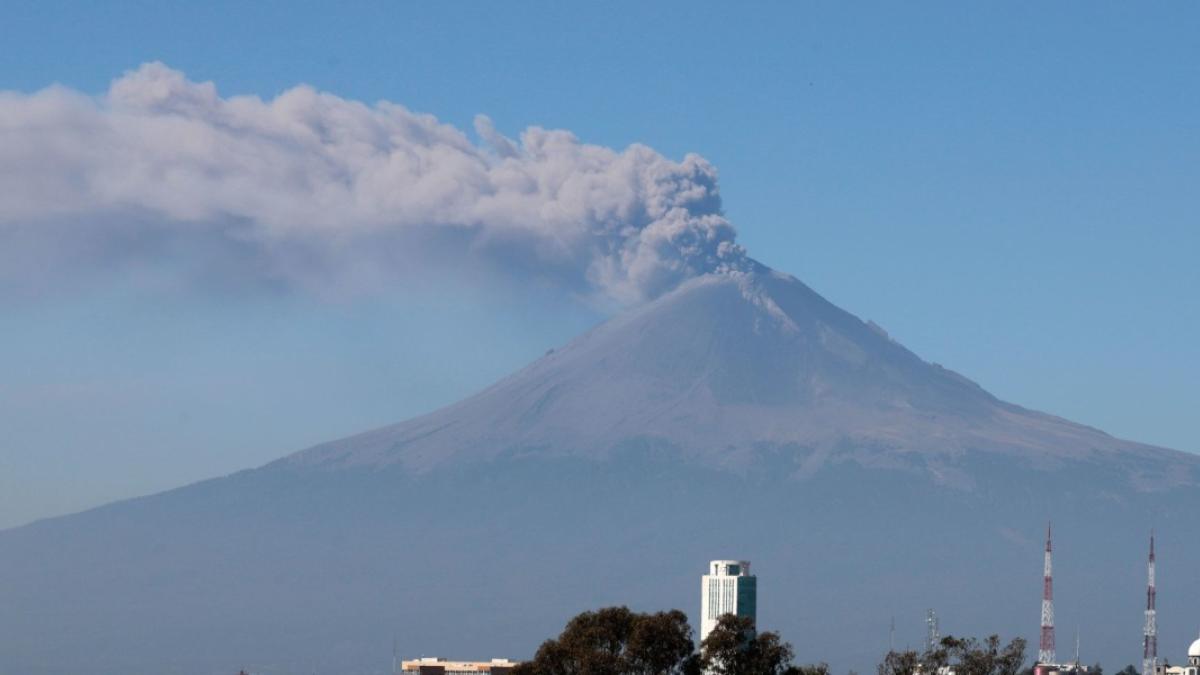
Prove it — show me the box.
[700,560,757,645]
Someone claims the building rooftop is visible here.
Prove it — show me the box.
[401,658,521,672]
[706,560,752,576]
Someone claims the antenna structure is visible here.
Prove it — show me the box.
[1143,532,1157,675]
[926,609,940,653]
[1039,523,1056,665]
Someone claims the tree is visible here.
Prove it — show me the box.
[513,607,698,675]
[626,610,700,675]
[700,614,818,675]
[516,608,819,675]
[878,650,921,675]
[877,635,1026,675]
[939,635,1026,675]
[1115,666,1137,675]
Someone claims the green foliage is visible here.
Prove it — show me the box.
[877,635,1026,675]
[699,614,823,675]
[513,607,698,675]
[878,649,922,675]
[1115,666,1137,675]
[940,635,1026,675]
[516,608,824,675]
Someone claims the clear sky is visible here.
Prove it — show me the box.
[1,1,1197,529]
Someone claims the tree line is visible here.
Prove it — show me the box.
[511,607,820,675]
[879,636,1025,675]
[511,607,1031,675]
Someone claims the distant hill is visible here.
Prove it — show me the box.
[2,265,1196,675]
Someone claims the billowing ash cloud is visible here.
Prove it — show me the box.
[0,62,748,303]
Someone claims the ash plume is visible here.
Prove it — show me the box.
[0,63,748,303]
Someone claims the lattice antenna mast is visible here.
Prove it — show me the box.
[1039,523,1056,665]
[1143,532,1158,675]
[926,609,940,653]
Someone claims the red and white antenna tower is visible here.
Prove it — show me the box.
[1039,522,1056,665]
[1143,532,1157,675]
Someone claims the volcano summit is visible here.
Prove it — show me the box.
[288,266,1193,489]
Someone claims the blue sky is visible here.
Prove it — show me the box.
[1,1,1197,528]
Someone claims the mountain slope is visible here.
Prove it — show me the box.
[287,268,1195,488]
[1,266,1197,675]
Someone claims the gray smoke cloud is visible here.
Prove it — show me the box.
[0,63,748,304]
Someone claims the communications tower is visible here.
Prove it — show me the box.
[1143,532,1157,675]
[1039,523,1056,666]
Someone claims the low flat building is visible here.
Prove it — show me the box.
[402,657,521,675]
[1035,664,1090,675]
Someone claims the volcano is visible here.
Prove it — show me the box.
[2,266,1197,675]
